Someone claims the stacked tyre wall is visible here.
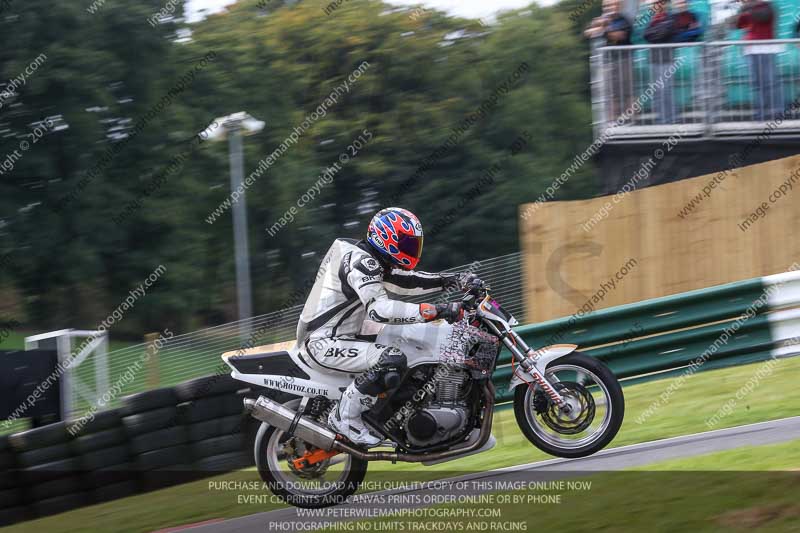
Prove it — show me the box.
[0,373,271,527]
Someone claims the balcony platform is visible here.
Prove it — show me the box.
[592,40,800,143]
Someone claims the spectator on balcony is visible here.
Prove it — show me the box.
[734,1,782,120]
[585,0,633,46]
[643,0,702,124]
[671,0,702,41]
[585,0,634,122]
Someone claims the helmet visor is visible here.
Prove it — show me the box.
[397,234,423,259]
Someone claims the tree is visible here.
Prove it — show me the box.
[1,0,600,335]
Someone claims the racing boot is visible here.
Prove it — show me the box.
[328,382,381,447]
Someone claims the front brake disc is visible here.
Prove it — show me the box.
[539,382,595,435]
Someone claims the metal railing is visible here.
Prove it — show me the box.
[592,39,800,139]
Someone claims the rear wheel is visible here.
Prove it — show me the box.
[255,399,367,508]
[514,352,624,458]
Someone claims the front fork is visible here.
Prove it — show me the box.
[487,325,567,407]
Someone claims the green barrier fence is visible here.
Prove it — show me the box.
[492,269,800,402]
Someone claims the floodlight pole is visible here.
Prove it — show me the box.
[227,122,253,341]
[202,112,264,343]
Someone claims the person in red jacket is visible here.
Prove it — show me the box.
[735,1,782,120]
[736,0,775,39]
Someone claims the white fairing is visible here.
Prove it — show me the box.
[225,346,352,400]
[507,344,579,389]
[224,321,455,400]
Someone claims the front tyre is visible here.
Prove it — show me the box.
[514,352,624,459]
[255,399,368,508]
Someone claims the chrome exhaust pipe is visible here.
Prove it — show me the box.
[244,396,337,451]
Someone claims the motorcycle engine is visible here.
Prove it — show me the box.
[403,366,471,448]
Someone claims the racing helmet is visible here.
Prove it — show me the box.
[366,207,423,270]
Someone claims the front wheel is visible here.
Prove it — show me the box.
[514,352,624,459]
[255,398,368,508]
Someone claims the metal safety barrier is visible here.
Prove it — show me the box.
[494,269,800,401]
[591,40,800,140]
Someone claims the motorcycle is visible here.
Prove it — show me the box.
[224,281,624,508]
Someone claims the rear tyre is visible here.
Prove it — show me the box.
[514,352,624,459]
[255,399,367,508]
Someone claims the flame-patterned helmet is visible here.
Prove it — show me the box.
[366,208,424,270]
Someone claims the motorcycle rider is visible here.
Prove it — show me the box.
[296,207,473,447]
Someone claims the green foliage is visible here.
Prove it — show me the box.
[0,0,596,335]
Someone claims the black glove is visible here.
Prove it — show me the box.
[420,302,463,323]
[435,302,464,324]
[442,272,479,291]
[441,273,461,291]
[463,275,485,293]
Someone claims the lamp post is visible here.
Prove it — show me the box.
[201,112,265,341]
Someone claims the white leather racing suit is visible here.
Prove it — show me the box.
[297,238,455,446]
[296,238,450,375]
